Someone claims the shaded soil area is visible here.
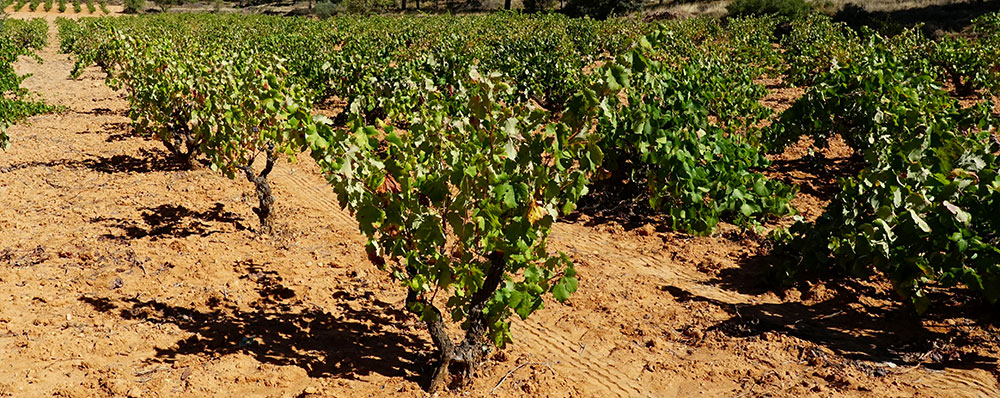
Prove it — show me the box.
[0,14,998,398]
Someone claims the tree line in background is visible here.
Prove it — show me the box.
[115,0,646,21]
[308,0,643,19]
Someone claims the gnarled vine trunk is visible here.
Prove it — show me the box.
[409,251,507,391]
[162,128,201,169]
[950,73,975,97]
[163,111,202,169]
[243,148,276,233]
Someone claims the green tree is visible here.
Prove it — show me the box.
[123,0,144,13]
[564,0,641,19]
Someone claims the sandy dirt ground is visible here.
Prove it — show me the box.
[1,14,999,398]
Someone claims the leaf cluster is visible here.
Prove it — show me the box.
[0,19,54,149]
[590,23,795,235]
[309,69,597,346]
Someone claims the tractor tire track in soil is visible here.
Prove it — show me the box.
[272,163,356,228]
[511,316,655,398]
[0,14,998,398]
[916,370,1000,398]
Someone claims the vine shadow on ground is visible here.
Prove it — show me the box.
[572,177,665,231]
[101,121,142,142]
[79,264,431,383]
[692,250,1000,374]
[767,153,863,200]
[77,107,122,116]
[0,147,186,175]
[91,202,248,240]
[83,148,190,173]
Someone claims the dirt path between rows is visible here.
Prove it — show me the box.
[1,15,998,398]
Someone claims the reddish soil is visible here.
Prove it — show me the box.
[1,15,999,398]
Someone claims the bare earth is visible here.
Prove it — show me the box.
[1,14,999,398]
